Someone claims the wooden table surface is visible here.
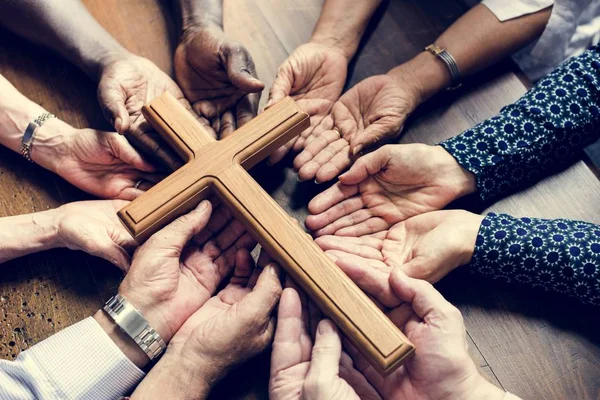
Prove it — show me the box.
[1,1,599,399]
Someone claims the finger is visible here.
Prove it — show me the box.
[305,196,363,233]
[294,130,342,174]
[313,207,372,237]
[315,148,353,184]
[344,340,386,391]
[305,320,342,385]
[235,93,259,129]
[107,133,155,172]
[389,268,455,320]
[125,131,183,172]
[223,42,264,93]
[334,216,390,237]
[338,145,392,184]
[219,109,237,138]
[308,139,349,184]
[386,303,415,328]
[229,248,255,287]
[97,83,130,134]
[271,287,309,375]
[307,182,359,215]
[146,200,212,251]
[336,257,401,308]
[268,137,297,165]
[350,119,403,156]
[239,263,283,326]
[268,66,292,105]
[91,239,132,272]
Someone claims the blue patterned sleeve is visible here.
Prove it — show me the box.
[470,213,600,305]
[440,46,600,204]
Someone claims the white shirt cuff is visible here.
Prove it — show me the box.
[482,0,554,21]
[22,316,145,399]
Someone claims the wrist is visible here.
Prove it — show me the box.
[93,309,150,369]
[308,36,354,62]
[30,118,74,174]
[455,211,485,268]
[387,51,452,104]
[465,374,506,400]
[431,145,477,200]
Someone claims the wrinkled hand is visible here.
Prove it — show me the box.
[119,200,255,343]
[98,54,198,170]
[132,250,282,399]
[318,210,483,287]
[340,266,505,400]
[51,126,159,200]
[53,199,135,271]
[267,42,349,164]
[269,287,381,400]
[294,74,419,183]
[306,144,476,237]
[174,23,263,137]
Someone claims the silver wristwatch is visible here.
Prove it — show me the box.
[103,294,166,361]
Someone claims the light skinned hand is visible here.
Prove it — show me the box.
[293,74,419,183]
[306,144,476,237]
[118,200,256,344]
[132,249,282,400]
[317,210,483,287]
[53,199,136,271]
[267,42,349,164]
[35,118,160,200]
[341,266,505,400]
[269,287,381,400]
[98,53,205,170]
[174,23,263,137]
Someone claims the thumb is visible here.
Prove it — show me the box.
[305,320,342,386]
[268,65,293,106]
[107,133,155,172]
[97,82,130,135]
[89,238,132,272]
[145,200,212,252]
[338,145,392,184]
[223,42,264,93]
[389,268,453,320]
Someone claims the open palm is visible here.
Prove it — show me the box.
[316,210,482,286]
[306,144,476,237]
[268,42,348,164]
[294,74,416,183]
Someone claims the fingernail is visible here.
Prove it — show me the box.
[314,178,322,184]
[338,172,347,180]
[297,176,307,182]
[198,200,209,211]
[267,263,278,276]
[318,320,334,334]
[352,145,363,156]
[115,117,122,133]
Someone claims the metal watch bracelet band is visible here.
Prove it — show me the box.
[20,112,56,162]
[103,294,166,361]
[425,44,462,90]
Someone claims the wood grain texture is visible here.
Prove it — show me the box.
[0,0,599,398]
[120,93,414,374]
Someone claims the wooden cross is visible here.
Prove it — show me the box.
[117,93,414,374]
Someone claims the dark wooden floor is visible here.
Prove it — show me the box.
[1,1,599,399]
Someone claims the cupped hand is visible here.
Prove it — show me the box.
[174,23,263,137]
[293,74,419,183]
[306,144,476,237]
[98,54,198,170]
[118,200,256,343]
[50,126,160,200]
[267,42,349,164]
[53,199,135,271]
[317,210,483,286]
[342,267,505,400]
[269,287,381,400]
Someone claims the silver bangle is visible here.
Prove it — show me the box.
[21,112,56,162]
[103,294,166,361]
[425,44,462,90]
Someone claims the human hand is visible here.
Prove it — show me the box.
[52,199,135,271]
[293,73,420,183]
[118,200,256,347]
[267,42,349,164]
[317,210,483,286]
[131,249,282,400]
[269,287,381,400]
[174,23,263,137]
[306,144,476,237]
[342,267,505,400]
[98,53,201,170]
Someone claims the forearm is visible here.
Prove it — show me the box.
[469,213,600,305]
[388,4,552,103]
[310,0,382,60]
[0,74,73,173]
[0,211,59,264]
[176,0,223,31]
[440,47,600,203]
[0,0,128,79]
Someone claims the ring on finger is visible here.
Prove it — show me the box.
[134,179,144,190]
[332,127,342,140]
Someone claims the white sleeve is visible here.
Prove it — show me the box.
[0,317,145,400]
[482,0,555,21]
